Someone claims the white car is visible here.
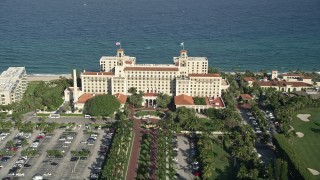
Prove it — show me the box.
[67,136,73,140]
[31,142,39,148]
[16,159,25,164]
[16,173,25,176]
[91,134,98,137]
[59,137,66,141]
[43,172,52,176]
[20,156,28,160]
[65,141,72,144]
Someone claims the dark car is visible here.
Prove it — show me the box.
[50,162,58,166]
[24,164,31,167]
[70,157,79,161]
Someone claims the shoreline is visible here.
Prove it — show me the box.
[27,74,72,82]
[26,70,320,82]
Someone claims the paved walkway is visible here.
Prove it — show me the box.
[126,106,162,180]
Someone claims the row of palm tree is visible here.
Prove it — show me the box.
[101,118,133,179]
[156,119,175,179]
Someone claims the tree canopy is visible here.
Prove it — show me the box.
[128,87,143,108]
[84,94,120,116]
[156,93,171,108]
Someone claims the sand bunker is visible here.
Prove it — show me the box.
[296,132,304,138]
[297,114,311,122]
[308,168,320,175]
[289,125,295,132]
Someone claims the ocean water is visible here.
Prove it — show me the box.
[0,0,320,74]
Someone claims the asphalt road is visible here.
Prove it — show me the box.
[174,135,195,180]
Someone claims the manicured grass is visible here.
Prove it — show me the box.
[135,110,164,118]
[60,113,83,117]
[289,108,320,171]
[209,143,234,179]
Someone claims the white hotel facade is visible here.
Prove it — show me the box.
[73,49,228,108]
[0,67,28,105]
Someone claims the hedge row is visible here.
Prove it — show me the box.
[273,134,315,180]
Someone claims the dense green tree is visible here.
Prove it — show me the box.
[128,87,137,94]
[128,90,143,108]
[84,94,120,116]
[155,93,171,108]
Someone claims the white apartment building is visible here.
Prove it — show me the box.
[0,67,28,105]
[79,49,228,105]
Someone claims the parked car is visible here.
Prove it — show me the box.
[24,164,31,167]
[59,137,66,141]
[65,141,72,144]
[50,162,58,166]
[15,173,25,176]
[43,172,52,176]
[172,157,178,162]
[70,157,79,161]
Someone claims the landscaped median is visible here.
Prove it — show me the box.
[136,134,152,179]
[101,120,133,179]
[134,110,165,119]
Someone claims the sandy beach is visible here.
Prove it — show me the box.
[27,74,72,82]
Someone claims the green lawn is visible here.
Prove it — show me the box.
[210,143,234,179]
[134,110,164,118]
[289,108,320,171]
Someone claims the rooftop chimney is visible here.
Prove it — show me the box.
[73,69,78,102]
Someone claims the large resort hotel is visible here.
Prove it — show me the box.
[66,49,229,111]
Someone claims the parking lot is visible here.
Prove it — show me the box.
[0,130,40,177]
[239,108,276,163]
[0,122,113,180]
[174,135,196,180]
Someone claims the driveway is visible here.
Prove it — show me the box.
[174,135,195,180]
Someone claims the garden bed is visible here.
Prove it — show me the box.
[134,110,165,118]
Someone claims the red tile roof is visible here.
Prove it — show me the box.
[77,93,94,103]
[188,73,220,77]
[240,94,253,100]
[82,72,114,76]
[257,80,286,87]
[143,93,158,97]
[114,93,127,104]
[174,94,194,105]
[241,103,252,109]
[287,82,312,87]
[243,77,255,82]
[257,80,312,87]
[282,73,303,77]
[125,61,132,64]
[124,67,179,71]
[209,97,225,108]
[303,76,312,79]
